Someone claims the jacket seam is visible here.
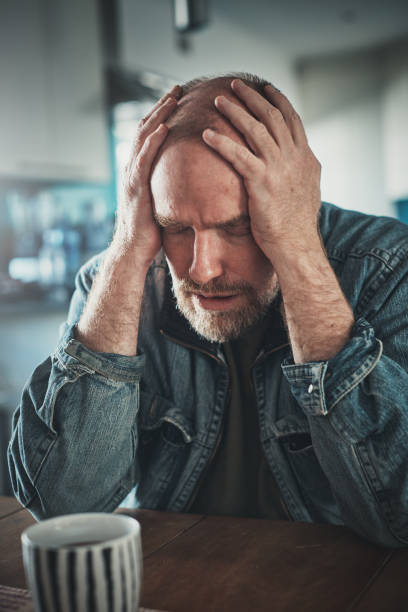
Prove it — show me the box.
[327,246,407,271]
[352,444,408,546]
[32,434,57,488]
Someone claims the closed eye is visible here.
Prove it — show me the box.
[154,212,189,235]
[161,224,190,235]
[155,212,251,236]
[223,224,251,236]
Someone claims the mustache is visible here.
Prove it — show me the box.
[177,277,253,295]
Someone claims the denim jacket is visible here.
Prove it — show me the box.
[8,202,408,547]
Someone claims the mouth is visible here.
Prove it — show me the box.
[191,292,243,311]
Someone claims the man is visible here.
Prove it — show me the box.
[8,73,408,547]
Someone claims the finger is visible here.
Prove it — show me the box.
[214,96,279,157]
[202,128,260,178]
[145,85,182,120]
[132,96,178,155]
[230,79,294,150]
[264,85,308,147]
[129,123,169,185]
[141,96,179,132]
[130,85,181,155]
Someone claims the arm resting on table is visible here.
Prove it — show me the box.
[7,258,146,520]
[283,274,408,548]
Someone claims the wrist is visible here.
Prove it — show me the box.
[106,241,155,278]
[263,230,325,276]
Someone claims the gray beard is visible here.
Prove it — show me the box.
[170,274,279,343]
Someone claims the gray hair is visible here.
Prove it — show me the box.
[181,71,273,95]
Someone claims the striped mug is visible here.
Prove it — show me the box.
[21,512,142,612]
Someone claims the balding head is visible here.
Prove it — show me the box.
[149,73,280,343]
[162,72,272,150]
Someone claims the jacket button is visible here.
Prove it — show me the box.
[307,384,314,394]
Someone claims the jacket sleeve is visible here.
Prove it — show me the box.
[7,258,146,520]
[282,251,408,548]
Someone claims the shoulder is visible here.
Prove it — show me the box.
[319,203,408,317]
[320,202,408,271]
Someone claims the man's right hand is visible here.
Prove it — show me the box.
[112,85,182,268]
[76,86,181,355]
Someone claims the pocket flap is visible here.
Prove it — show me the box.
[139,390,195,443]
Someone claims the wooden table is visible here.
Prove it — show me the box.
[0,496,407,611]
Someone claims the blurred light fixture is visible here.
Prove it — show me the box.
[173,0,210,33]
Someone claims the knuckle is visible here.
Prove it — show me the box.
[130,133,142,154]
[239,147,253,164]
[255,122,269,138]
[142,133,155,151]
[238,147,259,173]
[267,106,282,121]
[145,130,155,144]
[133,156,144,175]
[258,164,269,182]
[123,159,139,185]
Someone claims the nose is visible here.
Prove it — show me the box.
[189,230,225,285]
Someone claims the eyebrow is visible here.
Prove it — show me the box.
[154,212,250,230]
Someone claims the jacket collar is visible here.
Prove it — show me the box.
[159,271,220,358]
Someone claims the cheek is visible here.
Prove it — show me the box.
[230,242,274,284]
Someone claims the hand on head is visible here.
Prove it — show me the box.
[202,78,322,260]
[113,85,182,267]
[116,73,322,272]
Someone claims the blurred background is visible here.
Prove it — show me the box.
[0,0,408,495]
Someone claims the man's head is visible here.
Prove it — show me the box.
[162,73,270,148]
[150,73,280,343]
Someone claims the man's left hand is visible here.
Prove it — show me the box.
[203,78,354,364]
[202,79,322,261]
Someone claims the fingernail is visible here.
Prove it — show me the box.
[203,128,215,138]
[265,84,281,93]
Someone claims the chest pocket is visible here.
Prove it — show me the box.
[137,391,195,509]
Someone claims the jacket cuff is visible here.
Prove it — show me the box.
[281,317,382,416]
[54,324,145,382]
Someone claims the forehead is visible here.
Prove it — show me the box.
[150,140,248,225]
